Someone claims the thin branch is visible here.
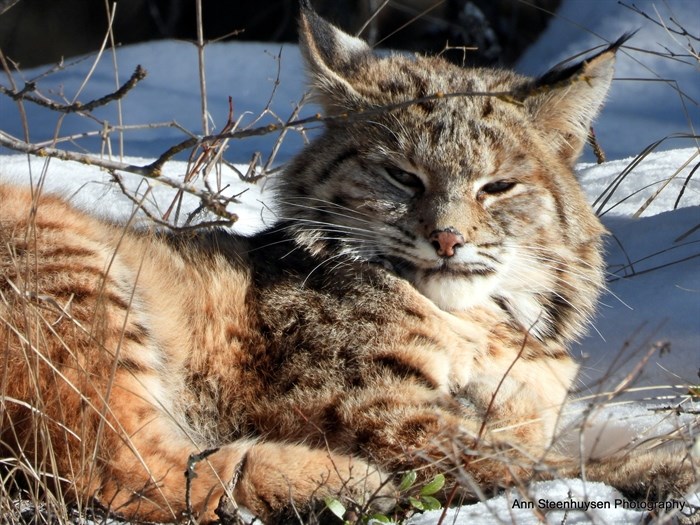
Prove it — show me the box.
[185,448,220,524]
[31,120,194,149]
[0,130,151,175]
[0,65,147,114]
[372,0,447,48]
[145,86,520,173]
[618,1,700,41]
[0,130,239,222]
[104,0,125,158]
[110,173,234,231]
[195,0,209,135]
[0,49,31,145]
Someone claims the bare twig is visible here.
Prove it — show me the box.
[0,49,31,145]
[0,0,20,15]
[373,0,447,48]
[110,172,235,230]
[356,0,390,41]
[195,0,209,136]
[185,448,220,524]
[103,0,125,158]
[31,120,195,149]
[0,65,147,114]
[215,454,250,525]
[619,2,700,41]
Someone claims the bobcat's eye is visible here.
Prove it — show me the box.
[478,180,517,198]
[384,166,425,192]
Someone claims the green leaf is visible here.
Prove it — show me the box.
[408,496,424,510]
[420,495,442,511]
[398,470,417,492]
[419,474,445,496]
[324,497,346,520]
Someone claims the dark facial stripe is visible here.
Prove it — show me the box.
[392,224,418,242]
[542,292,570,338]
[314,148,359,184]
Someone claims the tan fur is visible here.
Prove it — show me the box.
[0,8,694,524]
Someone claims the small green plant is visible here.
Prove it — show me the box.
[398,471,445,513]
[323,471,445,524]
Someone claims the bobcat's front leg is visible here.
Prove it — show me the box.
[334,382,697,509]
[391,279,577,447]
[330,381,543,495]
[87,377,396,523]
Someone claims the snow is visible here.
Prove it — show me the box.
[0,155,277,235]
[0,40,312,163]
[574,151,700,396]
[1,0,698,524]
[407,479,690,525]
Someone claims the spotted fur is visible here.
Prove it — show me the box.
[0,7,693,524]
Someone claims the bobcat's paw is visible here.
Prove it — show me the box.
[220,443,395,524]
[586,445,698,502]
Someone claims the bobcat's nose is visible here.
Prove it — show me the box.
[429,228,465,257]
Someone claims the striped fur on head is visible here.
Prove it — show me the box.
[279,8,613,344]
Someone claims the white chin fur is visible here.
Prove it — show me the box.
[414,274,500,311]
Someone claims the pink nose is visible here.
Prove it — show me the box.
[429,228,465,257]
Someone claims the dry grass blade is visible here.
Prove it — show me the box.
[633,149,700,217]
[593,133,699,217]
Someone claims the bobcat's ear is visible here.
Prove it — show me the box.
[523,35,631,165]
[298,1,371,113]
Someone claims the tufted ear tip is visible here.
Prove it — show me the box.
[298,3,370,69]
[297,1,371,113]
[522,34,633,165]
[606,30,637,53]
[534,31,633,90]
[298,0,318,32]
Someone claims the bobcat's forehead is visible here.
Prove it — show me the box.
[314,54,560,213]
[341,54,531,174]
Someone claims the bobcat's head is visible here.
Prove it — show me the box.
[278,5,617,345]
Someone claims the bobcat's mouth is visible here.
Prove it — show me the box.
[423,263,495,278]
[374,254,496,281]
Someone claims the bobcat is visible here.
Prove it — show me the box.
[0,4,695,524]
